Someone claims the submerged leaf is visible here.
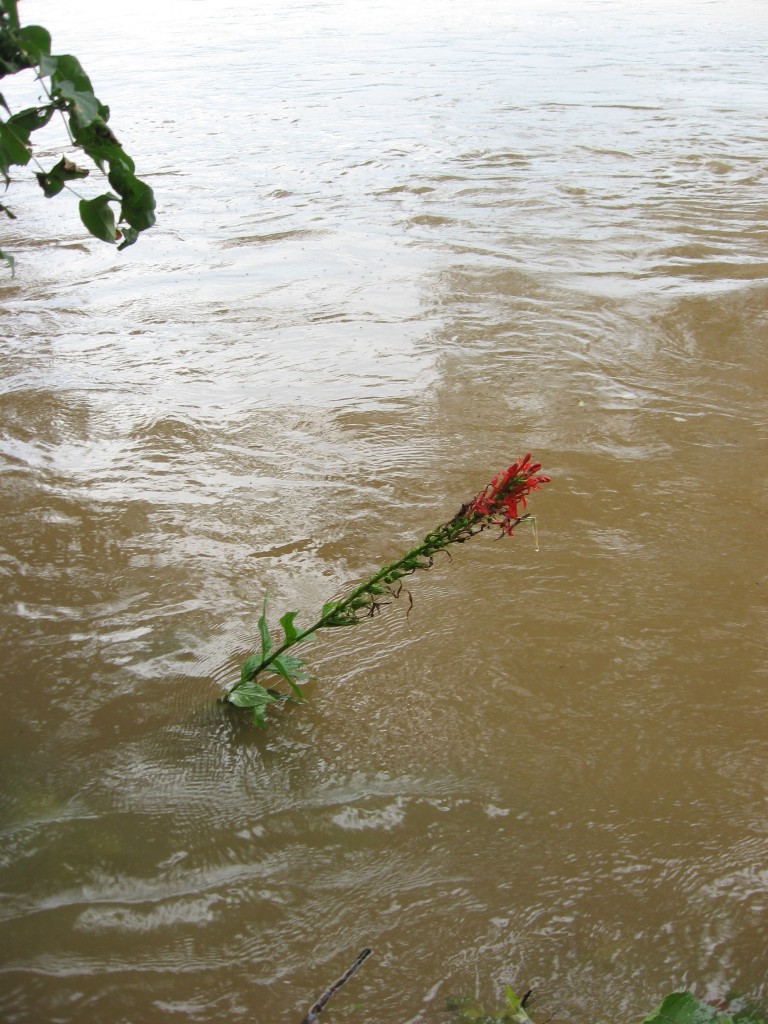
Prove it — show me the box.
[226,680,282,731]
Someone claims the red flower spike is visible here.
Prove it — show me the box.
[469,455,550,536]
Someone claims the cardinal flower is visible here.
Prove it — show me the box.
[469,454,550,535]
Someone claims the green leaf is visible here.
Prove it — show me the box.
[1,0,20,31]
[7,104,54,136]
[36,155,89,198]
[257,594,272,656]
[79,193,117,242]
[320,599,357,627]
[269,654,308,701]
[0,200,15,218]
[0,248,15,275]
[56,80,104,126]
[0,119,31,168]
[504,988,521,1015]
[227,680,280,710]
[41,53,93,93]
[642,994,732,1024]
[240,653,264,684]
[279,610,299,645]
[17,24,51,62]
[116,225,139,251]
[108,157,156,231]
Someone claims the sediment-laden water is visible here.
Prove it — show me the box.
[0,1,766,1021]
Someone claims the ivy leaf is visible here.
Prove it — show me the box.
[79,193,117,242]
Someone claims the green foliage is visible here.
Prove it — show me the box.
[226,596,309,727]
[446,991,766,1024]
[0,0,155,266]
[225,458,550,727]
[642,993,765,1024]
[446,986,536,1024]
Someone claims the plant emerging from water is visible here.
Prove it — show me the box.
[446,989,766,1024]
[225,455,550,726]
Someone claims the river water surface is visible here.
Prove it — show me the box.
[0,1,766,1022]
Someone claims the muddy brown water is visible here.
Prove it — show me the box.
[0,1,766,1021]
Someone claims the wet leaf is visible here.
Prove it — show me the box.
[240,654,264,684]
[279,610,299,645]
[643,994,733,1024]
[257,594,271,656]
[226,681,281,728]
[269,654,308,700]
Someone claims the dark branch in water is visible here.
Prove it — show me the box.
[300,948,372,1024]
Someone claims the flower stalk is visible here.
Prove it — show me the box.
[225,455,550,726]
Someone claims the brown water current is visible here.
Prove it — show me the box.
[0,1,767,1021]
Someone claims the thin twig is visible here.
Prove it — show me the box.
[300,948,372,1024]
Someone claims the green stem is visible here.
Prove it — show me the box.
[234,514,483,690]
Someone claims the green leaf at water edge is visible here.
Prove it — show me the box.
[642,994,734,1024]
[0,248,14,275]
[240,653,264,684]
[321,600,357,627]
[79,193,117,242]
[279,609,299,645]
[226,680,282,728]
[257,594,272,656]
[269,654,308,701]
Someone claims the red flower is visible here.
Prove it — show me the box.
[470,454,550,535]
